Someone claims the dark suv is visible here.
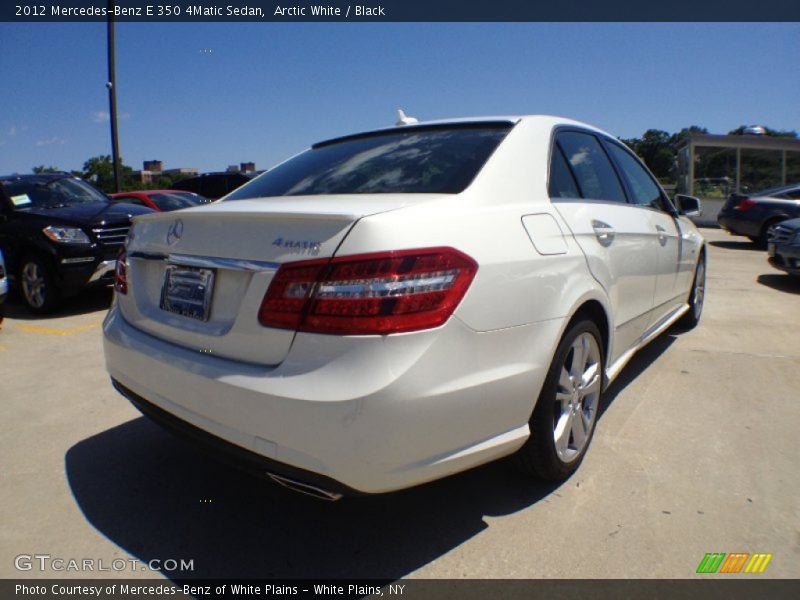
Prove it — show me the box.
[0,173,153,313]
[171,171,261,200]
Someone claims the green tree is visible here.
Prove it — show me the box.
[32,165,60,173]
[634,129,674,181]
[153,171,190,189]
[81,155,142,193]
[81,155,116,191]
[668,126,709,149]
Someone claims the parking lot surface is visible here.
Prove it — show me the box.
[1,227,798,579]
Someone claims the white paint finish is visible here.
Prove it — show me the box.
[104,115,704,493]
[553,201,658,362]
[521,213,568,255]
[104,307,562,493]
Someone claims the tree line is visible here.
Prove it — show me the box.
[33,124,798,192]
[32,155,189,193]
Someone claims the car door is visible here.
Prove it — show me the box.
[603,140,684,322]
[549,129,657,364]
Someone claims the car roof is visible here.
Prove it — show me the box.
[753,183,800,197]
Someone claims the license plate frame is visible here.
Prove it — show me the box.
[159,265,215,322]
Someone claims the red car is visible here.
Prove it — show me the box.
[109,189,209,212]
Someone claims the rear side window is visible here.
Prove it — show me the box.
[555,132,626,203]
[225,125,512,199]
[605,142,664,210]
[549,144,581,199]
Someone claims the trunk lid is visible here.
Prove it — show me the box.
[119,195,431,365]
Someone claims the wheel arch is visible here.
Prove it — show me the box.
[568,299,611,366]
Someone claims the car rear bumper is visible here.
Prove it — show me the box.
[717,213,757,237]
[103,304,561,494]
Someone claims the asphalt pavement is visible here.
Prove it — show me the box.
[1,227,798,580]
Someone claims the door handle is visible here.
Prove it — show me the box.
[591,220,615,247]
[656,225,668,246]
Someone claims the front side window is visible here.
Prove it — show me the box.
[605,142,665,210]
[556,132,626,203]
[226,125,512,199]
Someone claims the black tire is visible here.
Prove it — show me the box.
[755,220,782,249]
[516,318,604,481]
[678,251,706,330]
[19,254,61,314]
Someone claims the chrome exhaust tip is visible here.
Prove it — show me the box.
[267,472,343,501]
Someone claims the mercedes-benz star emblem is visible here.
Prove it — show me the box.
[166,219,184,245]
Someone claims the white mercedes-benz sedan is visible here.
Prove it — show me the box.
[103,116,706,499]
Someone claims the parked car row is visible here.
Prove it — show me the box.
[717,183,800,278]
[0,173,215,313]
[110,189,209,212]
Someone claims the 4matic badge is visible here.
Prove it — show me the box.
[272,238,322,255]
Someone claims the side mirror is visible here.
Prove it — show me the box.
[674,194,702,217]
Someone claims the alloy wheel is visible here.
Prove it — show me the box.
[553,332,602,463]
[693,259,706,319]
[22,262,46,308]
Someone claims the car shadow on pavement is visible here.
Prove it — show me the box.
[756,273,800,294]
[3,287,112,320]
[708,239,760,251]
[65,330,678,581]
[598,332,676,418]
[65,417,561,580]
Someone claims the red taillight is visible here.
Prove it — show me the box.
[258,248,478,335]
[114,247,128,295]
[734,197,756,211]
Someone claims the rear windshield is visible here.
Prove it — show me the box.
[225,124,512,199]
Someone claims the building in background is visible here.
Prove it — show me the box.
[676,134,800,225]
[225,162,257,173]
[133,161,198,184]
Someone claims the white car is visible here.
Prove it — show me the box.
[103,116,706,499]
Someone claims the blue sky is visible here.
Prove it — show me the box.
[1,22,798,175]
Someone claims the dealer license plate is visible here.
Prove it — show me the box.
[159,266,215,322]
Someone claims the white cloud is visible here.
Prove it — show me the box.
[92,111,131,123]
[36,137,66,147]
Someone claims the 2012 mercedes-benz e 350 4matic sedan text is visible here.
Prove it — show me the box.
[104,116,706,499]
